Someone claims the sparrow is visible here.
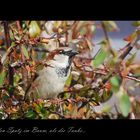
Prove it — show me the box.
[25,47,78,100]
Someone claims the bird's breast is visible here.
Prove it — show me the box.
[34,66,70,98]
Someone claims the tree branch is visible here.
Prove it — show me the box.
[3,21,14,96]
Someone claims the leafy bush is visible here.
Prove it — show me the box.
[0,21,140,119]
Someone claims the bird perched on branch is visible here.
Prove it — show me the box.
[25,47,78,100]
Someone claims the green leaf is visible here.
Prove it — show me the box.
[132,21,140,27]
[110,76,120,87]
[93,48,108,68]
[102,21,119,32]
[66,73,72,86]
[110,75,121,92]
[14,73,22,86]
[0,70,6,87]
[10,42,16,47]
[119,92,131,117]
[2,94,10,101]
[21,45,29,59]
[25,109,36,119]
[29,21,41,38]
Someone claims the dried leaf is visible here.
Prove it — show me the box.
[124,32,137,42]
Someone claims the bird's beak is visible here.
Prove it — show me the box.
[70,50,79,56]
[63,49,79,58]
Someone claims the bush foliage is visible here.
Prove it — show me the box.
[0,21,140,119]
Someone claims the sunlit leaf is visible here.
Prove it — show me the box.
[53,21,62,28]
[93,48,108,68]
[14,73,22,86]
[65,73,72,86]
[48,114,59,119]
[35,105,41,114]
[102,21,119,32]
[45,21,54,34]
[132,21,140,27]
[29,21,41,38]
[100,104,112,113]
[110,76,120,87]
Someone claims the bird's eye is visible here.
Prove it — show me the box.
[59,50,64,54]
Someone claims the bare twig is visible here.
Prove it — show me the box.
[118,43,133,60]
[125,75,140,82]
[16,21,23,34]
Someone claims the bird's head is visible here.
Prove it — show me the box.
[47,47,78,67]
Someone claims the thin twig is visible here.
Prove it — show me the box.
[118,43,133,60]
[125,75,140,82]
[16,21,23,34]
[101,21,115,57]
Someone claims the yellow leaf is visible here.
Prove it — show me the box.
[48,114,59,119]
[65,73,72,86]
[29,21,41,38]
[102,21,119,31]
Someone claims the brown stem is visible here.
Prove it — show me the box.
[16,21,23,34]
[118,43,133,60]
[101,21,115,57]
[3,21,11,49]
[3,21,14,96]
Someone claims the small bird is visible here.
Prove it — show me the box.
[25,47,78,100]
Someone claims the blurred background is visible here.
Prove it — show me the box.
[94,21,140,63]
